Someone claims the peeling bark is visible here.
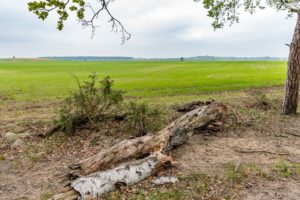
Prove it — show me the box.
[72,154,172,199]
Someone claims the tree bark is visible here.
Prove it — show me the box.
[71,154,172,199]
[282,14,300,115]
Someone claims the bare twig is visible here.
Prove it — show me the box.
[284,132,300,137]
[31,0,130,44]
[81,0,131,43]
[234,148,290,156]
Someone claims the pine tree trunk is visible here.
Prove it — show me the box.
[282,14,300,115]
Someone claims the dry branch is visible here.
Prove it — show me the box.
[234,148,290,156]
[284,132,300,138]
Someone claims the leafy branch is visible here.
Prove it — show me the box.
[28,0,131,44]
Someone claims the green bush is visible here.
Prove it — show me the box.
[54,73,166,136]
[55,73,124,134]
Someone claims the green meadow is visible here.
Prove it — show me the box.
[0,60,287,101]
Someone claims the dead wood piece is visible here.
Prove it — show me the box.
[176,100,214,113]
[151,176,179,185]
[235,148,290,156]
[72,153,172,199]
[38,116,88,137]
[274,134,289,138]
[113,113,127,121]
[71,103,227,175]
[78,135,156,175]
[284,132,300,137]
[37,125,61,137]
[52,189,79,200]
[59,103,227,199]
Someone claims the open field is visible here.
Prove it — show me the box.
[2,60,300,200]
[0,60,287,101]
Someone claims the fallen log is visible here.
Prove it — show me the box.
[54,102,227,199]
[72,103,227,175]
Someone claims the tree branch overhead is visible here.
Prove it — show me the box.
[28,0,131,44]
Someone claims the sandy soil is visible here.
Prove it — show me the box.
[0,87,300,200]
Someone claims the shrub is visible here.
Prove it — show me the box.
[127,101,164,136]
[54,73,166,136]
[55,73,124,134]
[0,155,6,161]
[250,92,277,111]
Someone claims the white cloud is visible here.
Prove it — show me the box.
[0,0,296,58]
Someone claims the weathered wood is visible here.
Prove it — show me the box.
[72,103,227,175]
[176,100,213,113]
[37,125,61,137]
[55,103,227,199]
[72,153,172,199]
[52,189,79,200]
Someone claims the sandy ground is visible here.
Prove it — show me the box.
[0,87,300,200]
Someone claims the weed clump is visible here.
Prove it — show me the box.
[250,92,278,111]
[0,155,6,161]
[127,101,164,136]
[274,160,300,178]
[223,162,246,184]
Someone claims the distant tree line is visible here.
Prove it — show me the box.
[41,56,287,62]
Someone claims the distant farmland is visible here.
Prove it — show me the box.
[0,60,286,101]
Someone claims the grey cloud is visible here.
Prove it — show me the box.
[0,0,297,58]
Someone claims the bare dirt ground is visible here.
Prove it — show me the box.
[0,87,300,200]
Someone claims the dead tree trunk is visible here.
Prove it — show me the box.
[54,103,227,199]
[282,14,300,115]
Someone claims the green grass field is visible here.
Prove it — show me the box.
[0,60,287,101]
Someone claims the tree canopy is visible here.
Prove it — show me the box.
[28,0,131,43]
[28,0,300,39]
[198,0,300,29]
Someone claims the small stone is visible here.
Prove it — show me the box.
[151,176,179,185]
[4,132,18,143]
[10,139,24,150]
[4,132,31,144]
[214,121,224,126]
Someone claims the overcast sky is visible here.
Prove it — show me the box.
[0,0,297,58]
